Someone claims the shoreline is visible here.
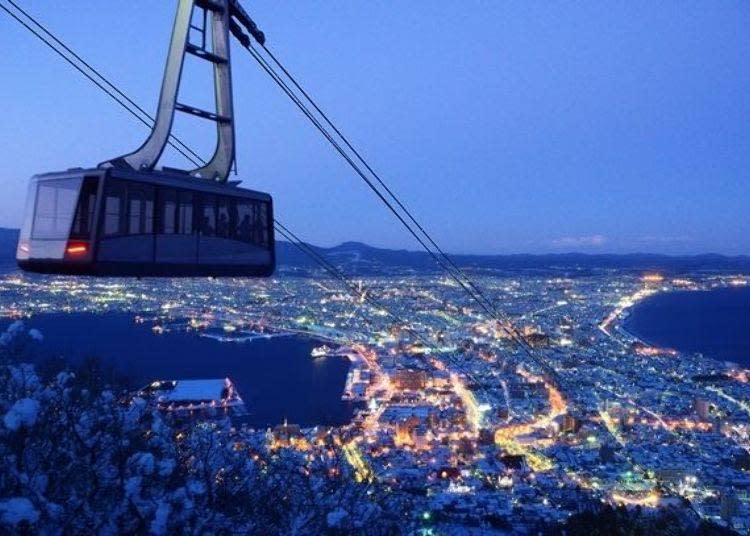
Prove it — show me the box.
[612,284,750,368]
[2,311,356,428]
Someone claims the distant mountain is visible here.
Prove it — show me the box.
[2,227,749,276]
[0,228,18,273]
[277,240,750,276]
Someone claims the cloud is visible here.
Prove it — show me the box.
[551,234,607,248]
[637,235,692,244]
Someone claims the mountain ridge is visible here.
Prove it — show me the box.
[1,227,748,275]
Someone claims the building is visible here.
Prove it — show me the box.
[562,414,581,434]
[393,369,429,391]
[140,377,245,418]
[694,397,711,420]
[272,420,304,447]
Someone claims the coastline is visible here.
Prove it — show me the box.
[2,311,356,427]
[614,284,750,368]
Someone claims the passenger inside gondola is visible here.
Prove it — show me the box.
[238,214,252,242]
[217,212,229,237]
[202,215,214,236]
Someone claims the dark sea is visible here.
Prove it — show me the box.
[1,312,354,428]
[624,286,750,366]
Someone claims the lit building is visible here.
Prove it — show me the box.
[272,420,303,447]
[140,377,245,417]
[393,369,429,391]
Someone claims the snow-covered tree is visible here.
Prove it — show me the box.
[0,321,411,534]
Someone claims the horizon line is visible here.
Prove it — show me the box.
[0,227,746,259]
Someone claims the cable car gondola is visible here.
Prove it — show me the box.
[16,0,275,277]
[17,167,274,277]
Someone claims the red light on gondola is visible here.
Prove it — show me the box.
[66,242,88,255]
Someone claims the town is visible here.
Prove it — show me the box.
[1,268,748,532]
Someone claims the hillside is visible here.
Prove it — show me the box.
[277,240,750,276]
[2,228,749,276]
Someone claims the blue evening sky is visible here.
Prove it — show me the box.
[1,1,748,254]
